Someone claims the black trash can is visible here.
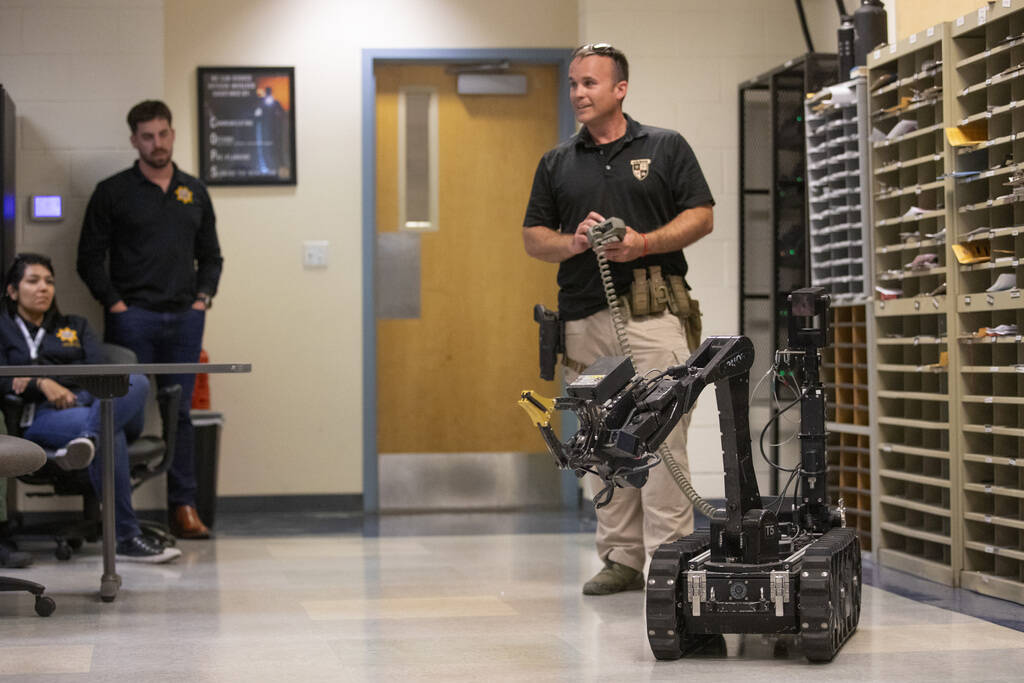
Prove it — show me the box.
[191,410,224,528]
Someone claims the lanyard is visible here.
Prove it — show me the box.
[14,316,46,361]
[14,316,46,428]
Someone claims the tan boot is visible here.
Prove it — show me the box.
[582,560,644,595]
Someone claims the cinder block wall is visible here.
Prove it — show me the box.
[0,0,164,511]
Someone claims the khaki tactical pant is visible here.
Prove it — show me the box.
[565,308,695,573]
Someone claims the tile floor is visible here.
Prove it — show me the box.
[0,510,1023,681]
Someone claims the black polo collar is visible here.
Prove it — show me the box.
[129,160,187,189]
[576,113,647,149]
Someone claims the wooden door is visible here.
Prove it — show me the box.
[375,64,560,453]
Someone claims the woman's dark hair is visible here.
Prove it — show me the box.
[2,253,61,326]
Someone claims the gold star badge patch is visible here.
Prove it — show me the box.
[175,185,194,204]
[56,327,80,347]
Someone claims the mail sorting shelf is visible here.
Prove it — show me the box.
[826,430,873,551]
[806,75,872,303]
[821,304,873,551]
[952,0,1024,605]
[825,302,871,427]
[868,22,961,586]
[873,311,954,582]
[805,74,875,554]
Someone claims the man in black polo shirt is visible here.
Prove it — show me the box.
[523,44,714,595]
[78,100,223,540]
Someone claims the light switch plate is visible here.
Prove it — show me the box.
[303,240,328,268]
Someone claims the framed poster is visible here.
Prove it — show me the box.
[197,66,296,185]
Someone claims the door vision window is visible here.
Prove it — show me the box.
[398,87,439,231]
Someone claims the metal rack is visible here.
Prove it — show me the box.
[806,76,874,304]
[805,75,876,552]
[868,22,959,586]
[739,53,837,490]
[0,85,13,270]
[951,0,1024,605]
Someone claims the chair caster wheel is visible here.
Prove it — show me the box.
[68,537,83,550]
[54,541,72,561]
[34,595,56,617]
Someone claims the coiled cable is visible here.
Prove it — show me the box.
[593,242,634,358]
[590,232,716,519]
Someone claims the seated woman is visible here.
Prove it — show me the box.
[0,253,179,563]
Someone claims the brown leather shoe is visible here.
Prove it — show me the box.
[171,505,211,539]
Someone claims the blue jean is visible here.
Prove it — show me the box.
[24,374,150,542]
[105,306,205,508]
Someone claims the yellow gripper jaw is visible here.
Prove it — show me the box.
[518,390,555,427]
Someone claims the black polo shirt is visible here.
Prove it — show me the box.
[523,114,714,321]
[78,161,223,312]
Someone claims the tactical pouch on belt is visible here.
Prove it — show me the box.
[668,274,703,351]
[630,268,650,317]
[626,264,675,317]
[647,265,670,314]
[630,266,670,316]
[627,266,703,350]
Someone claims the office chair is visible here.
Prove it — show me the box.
[0,434,55,616]
[1,344,182,558]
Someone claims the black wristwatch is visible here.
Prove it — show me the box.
[196,293,212,308]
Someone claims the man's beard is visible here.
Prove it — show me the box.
[144,150,171,168]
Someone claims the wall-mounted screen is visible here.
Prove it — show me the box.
[30,195,62,221]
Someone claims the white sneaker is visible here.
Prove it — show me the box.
[53,437,95,471]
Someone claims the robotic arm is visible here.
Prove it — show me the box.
[519,335,756,506]
[521,287,835,567]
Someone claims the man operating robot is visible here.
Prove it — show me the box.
[521,42,714,596]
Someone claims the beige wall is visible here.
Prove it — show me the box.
[894,0,987,39]
[0,0,164,511]
[171,0,839,501]
[3,0,960,505]
[0,0,163,321]
[164,0,579,498]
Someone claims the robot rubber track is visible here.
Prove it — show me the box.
[645,527,861,663]
[646,530,712,660]
[797,527,862,662]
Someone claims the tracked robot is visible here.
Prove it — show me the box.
[519,232,861,661]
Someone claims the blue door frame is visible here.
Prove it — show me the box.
[361,48,576,512]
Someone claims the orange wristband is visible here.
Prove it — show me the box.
[641,233,649,257]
